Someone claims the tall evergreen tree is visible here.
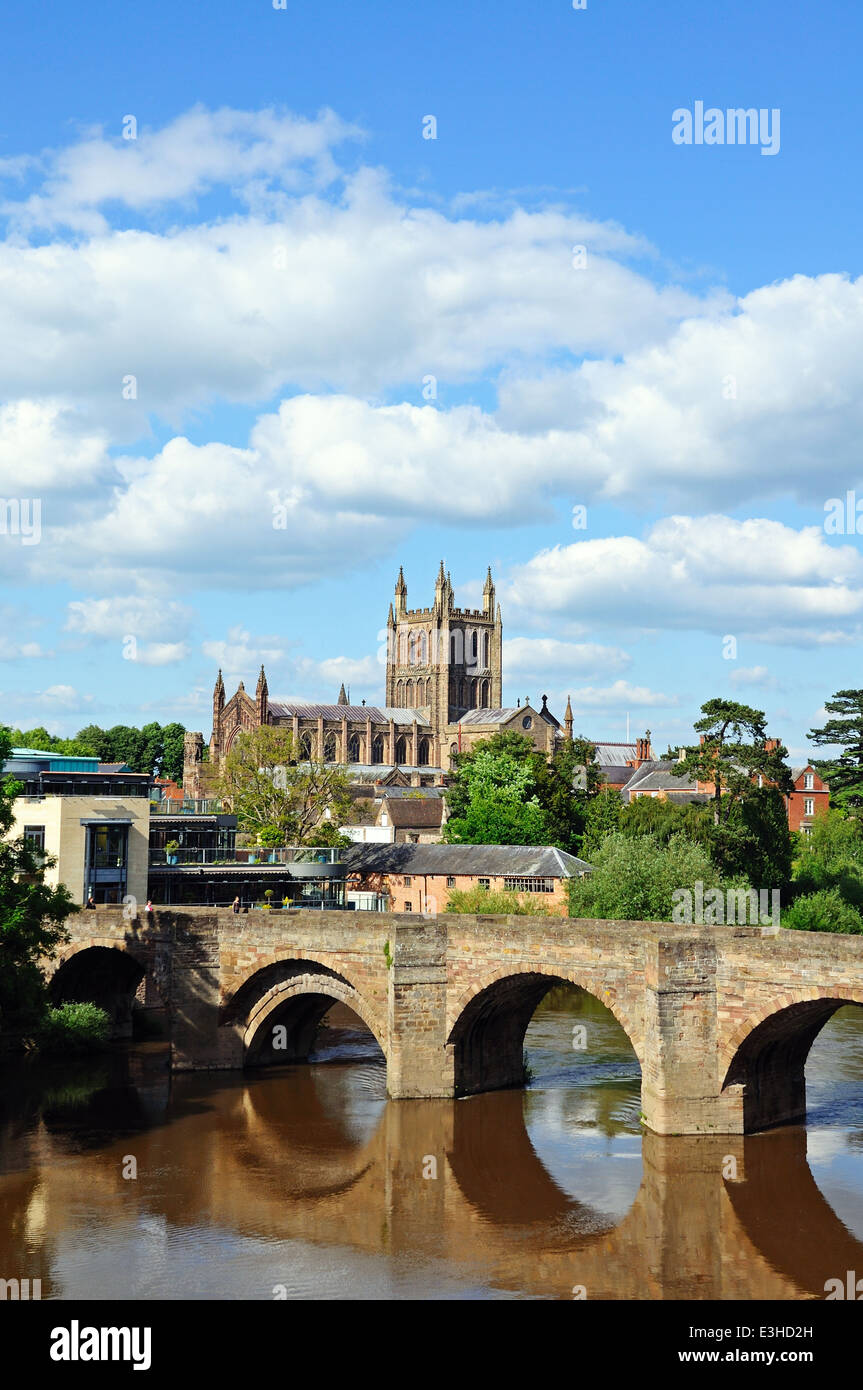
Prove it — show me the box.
[808,690,863,809]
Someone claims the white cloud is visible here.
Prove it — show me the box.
[129,642,190,667]
[0,639,50,660]
[202,626,287,675]
[504,636,631,679]
[504,516,863,645]
[0,400,109,494]
[566,679,678,711]
[1,106,360,233]
[0,109,714,434]
[498,272,863,509]
[728,665,778,689]
[66,596,194,641]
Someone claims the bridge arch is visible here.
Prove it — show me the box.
[447,965,643,1097]
[223,957,386,1069]
[49,943,148,1037]
[721,987,863,1132]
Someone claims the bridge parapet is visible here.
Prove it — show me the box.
[48,908,863,1135]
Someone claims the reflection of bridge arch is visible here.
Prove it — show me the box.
[223,957,386,1069]
[49,944,146,1036]
[724,1127,863,1296]
[721,990,863,1132]
[447,968,642,1097]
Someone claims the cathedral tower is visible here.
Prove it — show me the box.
[385,562,503,747]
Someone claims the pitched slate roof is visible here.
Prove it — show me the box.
[382,797,444,829]
[342,843,591,877]
[268,702,431,726]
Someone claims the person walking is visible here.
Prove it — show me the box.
[232,896,241,914]
[85,892,96,910]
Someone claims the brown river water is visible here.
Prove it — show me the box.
[2,986,863,1300]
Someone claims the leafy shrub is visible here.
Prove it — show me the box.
[38,1001,110,1052]
[445,886,555,916]
[782,887,863,934]
[568,831,724,921]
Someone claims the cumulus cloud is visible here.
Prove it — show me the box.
[0,400,109,494]
[498,272,863,509]
[503,516,863,645]
[567,679,678,711]
[0,109,714,436]
[504,636,631,680]
[728,665,778,689]
[202,626,287,674]
[66,596,194,641]
[1,106,360,233]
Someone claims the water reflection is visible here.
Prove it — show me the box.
[1,991,862,1299]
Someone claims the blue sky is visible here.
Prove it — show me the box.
[1,0,862,758]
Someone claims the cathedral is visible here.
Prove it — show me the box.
[183,564,569,790]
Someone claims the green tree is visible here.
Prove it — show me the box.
[792,809,863,907]
[444,731,601,850]
[219,725,351,844]
[139,722,165,776]
[73,724,113,760]
[808,690,863,809]
[103,725,147,772]
[567,831,724,922]
[444,734,555,845]
[161,722,187,783]
[782,887,863,935]
[673,698,794,826]
[0,726,78,1032]
[580,789,623,858]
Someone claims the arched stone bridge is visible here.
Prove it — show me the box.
[49,906,863,1135]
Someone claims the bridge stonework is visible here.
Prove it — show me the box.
[49,908,863,1135]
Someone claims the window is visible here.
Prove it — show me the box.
[522,715,532,730]
[804,798,814,816]
[24,825,45,853]
[478,878,490,890]
[404,901,412,912]
[403,876,412,886]
[504,876,555,893]
[446,875,455,887]
[804,772,814,789]
[801,824,813,836]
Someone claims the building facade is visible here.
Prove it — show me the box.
[4,748,151,906]
[186,564,561,790]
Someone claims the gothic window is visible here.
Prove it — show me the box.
[399,630,408,664]
[483,631,489,668]
[348,733,361,762]
[372,735,384,764]
[471,630,478,662]
[449,742,459,767]
[471,680,478,707]
[324,733,337,762]
[417,738,430,766]
[406,679,415,706]
[480,679,490,706]
[408,631,416,665]
[300,732,312,759]
[395,736,407,764]
[418,630,427,664]
[450,633,457,664]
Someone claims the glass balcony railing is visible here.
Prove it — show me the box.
[149,798,229,816]
[149,846,344,867]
